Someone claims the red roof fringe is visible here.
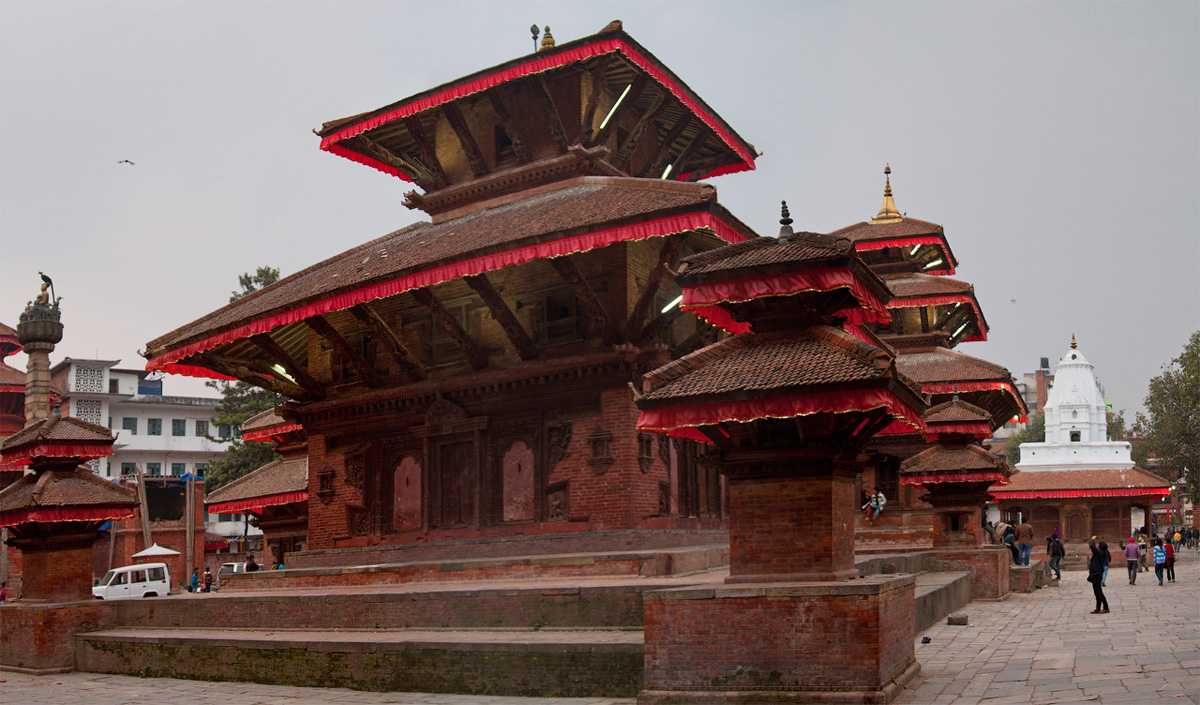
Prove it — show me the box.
[990,488,1172,499]
[206,491,309,515]
[2,443,115,465]
[853,236,956,275]
[0,506,136,528]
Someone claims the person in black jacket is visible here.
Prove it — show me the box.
[1048,535,1065,580]
[1087,537,1109,614]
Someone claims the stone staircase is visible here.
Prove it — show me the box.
[71,547,983,697]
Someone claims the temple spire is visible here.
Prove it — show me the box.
[1071,333,1077,349]
[779,200,794,239]
[872,164,902,223]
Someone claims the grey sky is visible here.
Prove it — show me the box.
[2,1,1196,418]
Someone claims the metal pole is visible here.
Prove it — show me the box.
[185,473,195,587]
[136,465,152,549]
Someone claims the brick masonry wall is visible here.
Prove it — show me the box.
[926,548,1011,600]
[21,545,94,602]
[642,578,916,695]
[0,601,114,671]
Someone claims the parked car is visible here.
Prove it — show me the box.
[93,563,172,600]
[214,561,244,590]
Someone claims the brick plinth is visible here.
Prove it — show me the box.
[0,600,113,672]
[726,469,858,582]
[924,547,1011,600]
[639,576,918,704]
[14,538,97,603]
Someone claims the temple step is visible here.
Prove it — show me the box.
[74,627,644,698]
[914,571,973,632]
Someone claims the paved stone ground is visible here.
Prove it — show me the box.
[2,548,1196,704]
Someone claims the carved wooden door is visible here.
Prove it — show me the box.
[437,440,476,527]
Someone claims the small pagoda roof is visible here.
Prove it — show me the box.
[891,348,1026,429]
[317,23,757,186]
[0,467,137,527]
[145,177,753,376]
[924,397,991,425]
[1,415,116,465]
[206,457,308,514]
[883,273,972,297]
[879,273,987,344]
[0,321,20,358]
[0,360,23,391]
[829,217,958,276]
[990,467,1170,499]
[900,443,1013,486]
[241,407,303,442]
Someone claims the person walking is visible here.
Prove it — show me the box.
[1164,540,1176,583]
[202,567,213,593]
[1152,538,1167,586]
[1087,536,1109,614]
[1099,541,1111,586]
[1124,536,1141,585]
[189,568,199,594]
[1048,534,1065,580]
[1016,519,1034,566]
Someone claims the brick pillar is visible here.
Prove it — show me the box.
[21,341,54,423]
[11,534,97,602]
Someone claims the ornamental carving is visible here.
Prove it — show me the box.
[587,425,614,475]
[344,453,366,497]
[425,397,469,436]
[316,463,335,504]
[546,422,572,472]
[658,481,671,517]
[545,482,568,522]
[347,505,370,537]
[658,434,671,467]
[638,432,655,474]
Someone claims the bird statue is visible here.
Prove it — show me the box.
[37,272,56,306]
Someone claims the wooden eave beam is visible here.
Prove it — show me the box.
[349,134,435,190]
[487,88,531,163]
[402,115,449,189]
[441,102,490,178]
[625,234,685,340]
[248,334,324,399]
[617,92,668,169]
[590,73,648,149]
[531,75,570,153]
[464,274,539,361]
[578,54,612,147]
[548,256,619,345]
[410,287,489,370]
[641,114,694,178]
[348,304,426,378]
[194,353,308,400]
[639,306,686,345]
[697,426,731,452]
[303,315,384,388]
[668,130,712,181]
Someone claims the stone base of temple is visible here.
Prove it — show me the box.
[639,575,918,705]
[924,547,1011,600]
[0,599,111,672]
[15,541,96,603]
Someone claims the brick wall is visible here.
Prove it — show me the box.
[0,600,113,672]
[926,548,1011,600]
[21,545,95,602]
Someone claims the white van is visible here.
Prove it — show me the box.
[93,563,172,600]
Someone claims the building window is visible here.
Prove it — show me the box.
[109,379,119,394]
[1071,431,1081,442]
[121,462,136,477]
[75,398,102,426]
[148,418,162,436]
[122,417,137,435]
[195,463,207,478]
[542,291,580,341]
[218,424,232,439]
[195,420,209,437]
[171,463,185,476]
[219,513,238,522]
[75,365,104,393]
[146,462,161,476]
[172,419,186,437]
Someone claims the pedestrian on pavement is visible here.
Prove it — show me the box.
[190,568,199,594]
[1124,536,1141,585]
[0,581,7,605]
[1048,534,1065,580]
[203,567,213,593]
[1099,541,1111,586]
[245,554,260,572]
[1164,540,1176,582]
[1139,535,1150,572]
[993,520,1009,546]
[1087,536,1110,613]
[1174,529,1182,548]
[1153,538,1167,585]
[1016,519,1034,566]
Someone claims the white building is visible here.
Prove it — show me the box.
[1015,337,1133,472]
[52,358,260,540]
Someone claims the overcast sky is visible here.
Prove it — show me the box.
[2,1,1196,419]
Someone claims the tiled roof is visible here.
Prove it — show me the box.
[0,362,23,387]
[0,321,19,357]
[883,273,973,298]
[147,177,733,355]
[205,457,308,505]
[0,468,137,511]
[901,444,1011,474]
[996,467,1169,492]
[829,217,944,243]
[896,348,1011,384]
[1,416,115,454]
[642,326,898,402]
[242,407,287,434]
[924,398,992,424]
[679,231,848,277]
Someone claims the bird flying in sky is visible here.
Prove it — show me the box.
[117,160,135,165]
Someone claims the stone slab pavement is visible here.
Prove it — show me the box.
[2,547,1196,704]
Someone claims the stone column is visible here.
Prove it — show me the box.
[22,341,54,423]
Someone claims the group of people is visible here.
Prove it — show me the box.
[987,518,1037,567]
[187,554,263,593]
[1086,530,1186,615]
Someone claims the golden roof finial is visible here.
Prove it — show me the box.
[540,26,556,50]
[871,163,902,223]
[1071,333,1077,349]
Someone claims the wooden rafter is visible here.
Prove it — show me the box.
[532,75,570,153]
[194,353,308,400]
[441,102,489,178]
[410,288,488,370]
[349,134,435,190]
[681,154,728,183]
[348,304,425,378]
[625,234,685,340]
[403,115,448,188]
[697,426,731,452]
[464,274,539,361]
[663,314,707,349]
[578,55,612,147]
[642,114,694,178]
[548,256,618,345]
[591,74,648,149]
[617,93,668,168]
[488,88,531,163]
[248,334,324,399]
[304,315,383,388]
[668,129,711,181]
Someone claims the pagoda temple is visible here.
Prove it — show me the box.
[991,337,1170,541]
[145,22,762,565]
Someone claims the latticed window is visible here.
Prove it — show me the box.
[75,365,104,393]
[75,398,102,426]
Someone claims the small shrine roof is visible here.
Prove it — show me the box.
[678,232,848,277]
[924,397,992,425]
[0,321,20,358]
[882,273,973,298]
[640,326,912,403]
[0,467,137,512]
[146,177,752,371]
[241,407,303,442]
[1,415,115,466]
[0,361,23,389]
[206,457,308,513]
[896,348,1012,384]
[900,443,1012,475]
[991,467,1170,499]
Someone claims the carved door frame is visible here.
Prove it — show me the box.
[415,399,488,530]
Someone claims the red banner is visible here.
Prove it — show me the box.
[242,423,304,442]
[207,491,308,515]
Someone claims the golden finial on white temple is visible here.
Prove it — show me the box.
[872,163,902,223]
[1071,333,1077,349]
